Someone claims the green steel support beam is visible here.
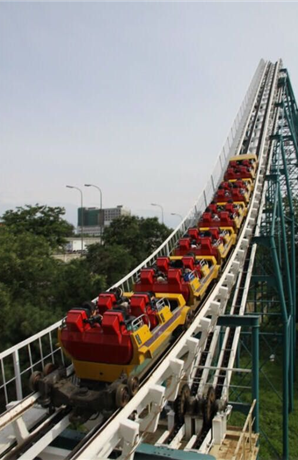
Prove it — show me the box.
[270,235,290,460]
[217,315,259,432]
[252,321,260,433]
[278,143,295,411]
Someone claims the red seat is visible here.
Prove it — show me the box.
[156,257,170,273]
[97,293,117,315]
[225,204,239,215]
[66,309,89,333]
[182,256,195,271]
[140,269,155,284]
[215,189,231,202]
[199,212,212,226]
[231,189,247,202]
[179,238,191,251]
[218,211,235,228]
[130,295,147,318]
[168,269,182,286]
[206,204,218,214]
[131,294,158,329]
[102,311,123,336]
[188,228,199,240]
[208,228,220,239]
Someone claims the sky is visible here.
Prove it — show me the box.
[1,2,298,228]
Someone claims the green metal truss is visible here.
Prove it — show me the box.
[229,67,298,460]
[251,67,298,460]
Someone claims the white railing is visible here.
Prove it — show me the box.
[0,320,65,410]
[0,60,266,414]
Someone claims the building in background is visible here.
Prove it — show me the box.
[65,236,101,252]
[77,205,131,235]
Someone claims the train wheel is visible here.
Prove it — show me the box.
[174,384,190,423]
[43,363,57,376]
[127,376,139,397]
[184,310,194,331]
[202,386,217,428]
[115,384,130,408]
[29,371,43,392]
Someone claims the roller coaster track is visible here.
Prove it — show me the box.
[0,59,286,460]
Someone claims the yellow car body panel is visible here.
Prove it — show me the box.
[169,255,219,301]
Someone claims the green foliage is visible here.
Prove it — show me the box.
[86,243,135,287]
[0,226,104,350]
[102,215,172,267]
[0,228,56,303]
[0,209,172,350]
[54,258,106,312]
[1,204,74,249]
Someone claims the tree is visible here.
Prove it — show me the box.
[0,210,173,350]
[139,217,172,255]
[54,258,106,312]
[0,228,57,303]
[0,227,105,350]
[86,244,135,287]
[1,204,74,249]
[102,215,172,265]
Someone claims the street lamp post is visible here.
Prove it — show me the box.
[84,184,103,235]
[151,203,164,224]
[66,185,84,252]
[171,212,183,222]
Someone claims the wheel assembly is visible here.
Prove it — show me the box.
[202,385,217,428]
[184,310,194,331]
[115,384,130,408]
[127,376,139,397]
[43,363,57,376]
[29,371,43,392]
[174,384,191,423]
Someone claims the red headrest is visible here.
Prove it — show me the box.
[97,293,116,309]
[188,228,199,240]
[219,211,229,219]
[140,269,155,284]
[130,295,147,311]
[201,212,212,223]
[182,256,195,270]
[156,257,170,273]
[168,269,182,285]
[102,312,124,335]
[209,228,220,239]
[200,237,212,251]
[216,190,226,199]
[66,309,88,333]
[179,238,191,250]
